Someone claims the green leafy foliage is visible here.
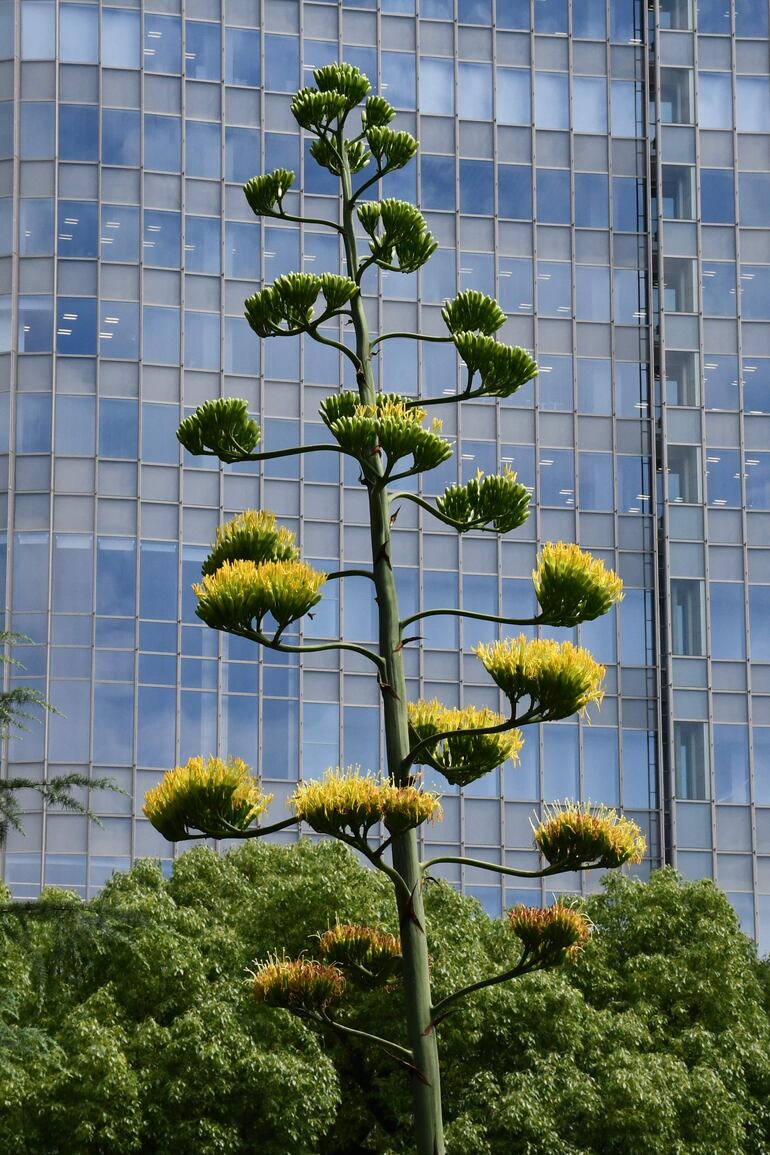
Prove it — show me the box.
[176,397,261,461]
[3,853,769,1155]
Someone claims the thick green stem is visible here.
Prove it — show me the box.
[340,142,446,1155]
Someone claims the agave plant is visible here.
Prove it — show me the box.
[145,63,640,1155]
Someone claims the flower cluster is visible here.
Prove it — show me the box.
[252,957,345,1012]
[407,700,523,787]
[143,756,271,841]
[194,558,326,633]
[202,510,299,577]
[317,923,402,986]
[436,467,531,534]
[474,636,605,722]
[245,272,358,337]
[243,168,296,216]
[532,801,646,869]
[320,391,452,476]
[533,542,624,627]
[507,902,591,966]
[357,198,438,275]
[176,397,261,462]
[442,290,506,337]
[290,767,442,839]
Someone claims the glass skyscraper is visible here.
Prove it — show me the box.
[1,0,768,948]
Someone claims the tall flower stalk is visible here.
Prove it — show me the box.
[145,64,641,1155]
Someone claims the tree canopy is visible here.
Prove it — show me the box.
[2,845,768,1155]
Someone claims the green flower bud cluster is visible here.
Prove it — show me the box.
[408,699,524,787]
[453,333,539,399]
[176,397,261,462]
[245,272,358,337]
[243,168,295,216]
[320,391,452,476]
[365,127,418,172]
[202,510,299,577]
[144,756,271,841]
[436,467,531,534]
[442,289,506,337]
[290,63,372,133]
[361,94,396,129]
[310,135,370,176]
[358,199,438,274]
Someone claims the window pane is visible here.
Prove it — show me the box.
[97,538,136,616]
[184,312,220,370]
[16,394,52,453]
[573,0,606,37]
[700,169,734,224]
[21,1,55,59]
[101,205,140,263]
[103,8,140,69]
[706,448,741,506]
[21,103,56,160]
[710,583,745,660]
[714,726,749,804]
[421,155,455,211]
[737,77,770,131]
[576,266,610,321]
[740,265,770,322]
[702,261,736,317]
[740,173,770,227]
[143,210,180,268]
[611,79,642,136]
[99,301,139,360]
[460,160,493,215]
[537,261,571,316]
[60,4,98,63]
[225,128,260,184]
[185,216,220,275]
[59,105,99,162]
[99,398,138,459]
[143,306,180,365]
[736,0,768,35]
[535,73,568,130]
[56,297,97,356]
[225,221,259,279]
[670,579,705,655]
[264,34,299,92]
[496,67,531,124]
[744,358,770,415]
[144,14,181,74]
[144,115,181,173]
[185,21,220,80]
[573,76,607,133]
[57,201,98,259]
[697,73,733,129]
[20,198,54,256]
[575,172,608,228]
[18,295,53,353]
[185,121,221,180]
[498,165,532,219]
[746,453,770,510]
[225,28,260,86]
[704,355,738,410]
[382,51,416,109]
[536,0,568,34]
[536,168,570,224]
[459,62,493,120]
[55,395,94,455]
[579,452,614,510]
[103,109,140,167]
[539,448,574,506]
[420,57,454,116]
[675,722,709,799]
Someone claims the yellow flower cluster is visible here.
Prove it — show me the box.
[202,509,299,576]
[507,902,591,965]
[143,756,271,841]
[474,635,605,722]
[317,923,402,985]
[194,557,326,632]
[533,542,624,627]
[290,766,442,838]
[407,699,523,786]
[533,801,646,869]
[252,957,345,1011]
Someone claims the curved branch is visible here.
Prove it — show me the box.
[325,568,376,583]
[270,206,344,235]
[370,332,454,351]
[231,626,386,673]
[173,815,300,842]
[314,1012,414,1062]
[389,490,500,534]
[420,854,569,881]
[431,956,540,1020]
[306,323,360,366]
[400,606,544,632]
[212,443,345,465]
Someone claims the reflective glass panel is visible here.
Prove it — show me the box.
[460,161,494,215]
[740,173,770,227]
[225,28,260,86]
[56,297,97,356]
[458,62,493,119]
[103,109,141,167]
[185,20,221,80]
[697,73,733,129]
[143,306,180,365]
[383,51,416,109]
[419,58,454,116]
[740,266,770,322]
[143,211,180,268]
[21,1,55,58]
[706,448,741,506]
[535,73,569,130]
[100,205,140,263]
[498,165,532,220]
[21,103,56,160]
[573,77,608,133]
[144,14,181,74]
[57,201,98,259]
[185,216,221,275]
[55,395,94,455]
[99,301,139,360]
[710,583,746,660]
[59,105,99,162]
[103,9,141,69]
[60,4,98,64]
[99,398,138,459]
[225,128,260,184]
[576,266,610,321]
[497,67,531,124]
[575,172,609,228]
[20,199,55,256]
[264,34,300,92]
[185,121,221,180]
[536,168,570,224]
[18,295,53,353]
[144,115,181,172]
[714,725,749,804]
[700,169,734,224]
[737,77,770,131]
[184,312,220,370]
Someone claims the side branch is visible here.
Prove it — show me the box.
[198,443,346,466]
[312,1011,414,1063]
[400,606,543,632]
[369,332,454,350]
[173,815,300,842]
[420,855,570,881]
[431,955,540,1021]
[232,626,386,673]
[269,206,345,235]
[403,710,540,773]
[325,568,376,584]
